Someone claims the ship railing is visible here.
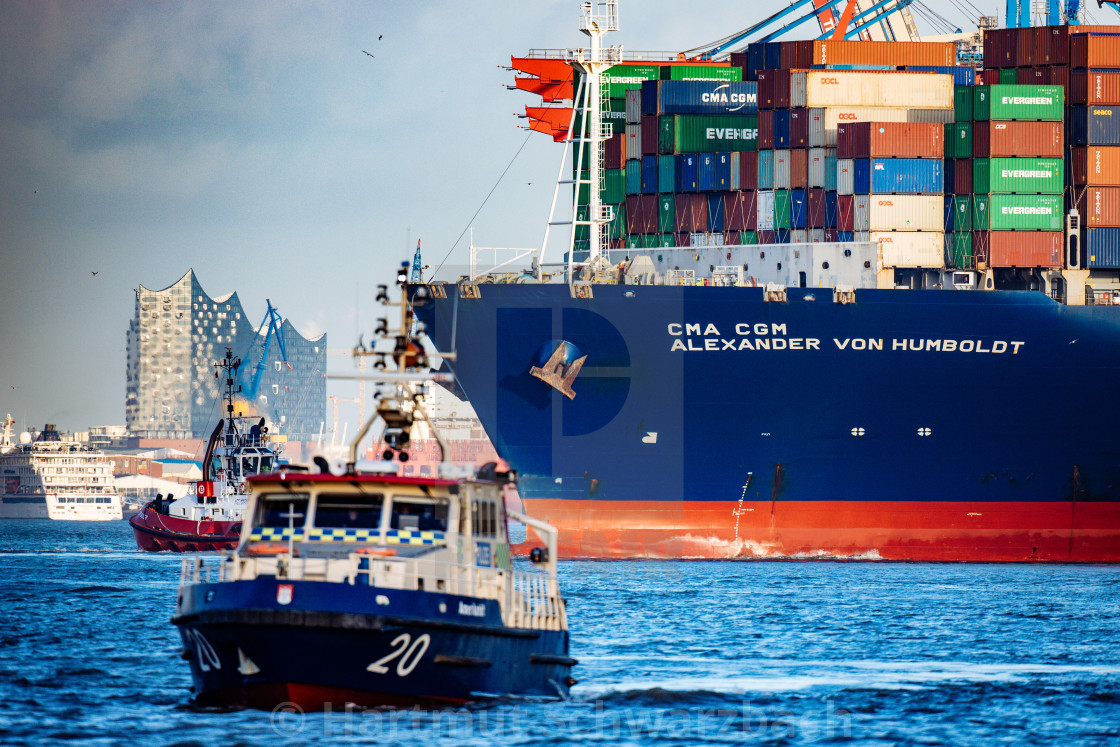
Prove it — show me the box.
[1086,289,1120,306]
[179,555,229,586]
[523,48,688,62]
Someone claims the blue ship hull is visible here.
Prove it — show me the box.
[174,579,573,708]
[414,284,1120,560]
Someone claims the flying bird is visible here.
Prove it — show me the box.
[91,271,99,276]
[362,50,375,59]
[379,34,383,40]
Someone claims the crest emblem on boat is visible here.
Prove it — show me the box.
[276,584,294,605]
[530,341,586,400]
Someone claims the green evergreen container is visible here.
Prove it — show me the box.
[640,233,659,249]
[972,157,1063,193]
[658,233,675,247]
[659,115,758,154]
[952,195,973,231]
[658,195,675,234]
[602,169,625,204]
[739,230,759,245]
[575,64,660,99]
[999,68,1018,84]
[774,189,791,230]
[945,122,973,158]
[972,194,1064,230]
[625,235,641,249]
[573,98,627,135]
[608,202,626,240]
[954,86,973,122]
[972,84,1064,121]
[661,65,742,81]
[658,155,675,193]
[575,205,589,242]
[946,232,973,268]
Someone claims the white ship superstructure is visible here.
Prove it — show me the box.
[0,417,123,520]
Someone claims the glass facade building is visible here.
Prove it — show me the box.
[126,270,326,441]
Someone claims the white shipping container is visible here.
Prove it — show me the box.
[625,124,642,160]
[790,229,809,243]
[837,158,855,196]
[851,194,872,230]
[867,195,944,231]
[807,147,834,189]
[757,190,776,230]
[791,71,954,109]
[854,231,870,241]
[808,107,955,147]
[773,149,791,190]
[625,89,641,125]
[731,152,741,190]
[872,230,946,268]
[809,228,826,242]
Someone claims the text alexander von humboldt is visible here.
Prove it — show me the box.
[668,322,1024,354]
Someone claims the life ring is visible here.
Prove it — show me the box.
[247,543,290,555]
[355,547,397,556]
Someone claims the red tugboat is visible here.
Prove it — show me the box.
[130,348,281,552]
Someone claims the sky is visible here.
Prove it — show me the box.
[2,0,1110,437]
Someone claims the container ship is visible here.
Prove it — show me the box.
[412,3,1120,561]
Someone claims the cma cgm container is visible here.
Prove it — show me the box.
[658,115,758,154]
[869,158,943,194]
[971,121,1063,157]
[871,231,946,267]
[972,157,1063,193]
[1075,186,1120,226]
[1069,146,1120,185]
[809,107,955,147]
[972,194,1064,231]
[1084,227,1120,267]
[864,195,944,231]
[1069,70,1120,105]
[974,230,1062,267]
[972,84,1064,121]
[640,80,759,116]
[1068,106,1120,145]
[837,121,945,159]
[790,71,953,109]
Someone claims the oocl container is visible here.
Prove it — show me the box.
[869,158,944,194]
[1075,186,1120,226]
[974,230,1062,267]
[790,70,953,109]
[972,157,1063,193]
[971,121,1063,157]
[640,80,759,116]
[808,107,955,147]
[972,194,1064,231]
[865,195,945,231]
[1067,105,1120,146]
[972,84,1064,121]
[871,231,946,267]
[837,121,946,159]
[1069,146,1120,186]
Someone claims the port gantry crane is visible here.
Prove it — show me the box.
[240,299,291,409]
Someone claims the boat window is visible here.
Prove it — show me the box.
[256,493,309,528]
[314,493,384,529]
[390,497,449,532]
[471,499,498,537]
[241,456,258,475]
[259,455,274,473]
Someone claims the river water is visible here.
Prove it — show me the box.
[1,519,1118,745]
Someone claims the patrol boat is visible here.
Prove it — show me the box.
[172,266,575,708]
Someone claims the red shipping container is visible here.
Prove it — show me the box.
[837,194,854,232]
[823,228,838,242]
[982,28,1013,68]
[839,121,944,159]
[724,190,757,231]
[744,189,758,230]
[980,69,1001,85]
[740,151,759,191]
[1047,24,1120,67]
[789,149,808,189]
[808,188,826,228]
[1050,65,1069,93]
[675,232,691,247]
[789,108,809,148]
[1014,26,1035,68]
[810,40,956,67]
[1076,186,1120,226]
[641,115,658,157]
[1016,67,1049,85]
[688,193,709,233]
[674,195,690,234]
[1069,147,1120,186]
[757,70,791,110]
[1070,33,1120,69]
[972,121,1063,158]
[1069,70,1120,104]
[625,195,643,235]
[757,71,773,110]
[953,159,973,195]
[780,40,813,70]
[974,231,1062,268]
[758,109,775,149]
[1033,27,1052,66]
[757,230,777,245]
[605,132,625,170]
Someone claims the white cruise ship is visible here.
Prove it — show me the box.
[0,416,123,520]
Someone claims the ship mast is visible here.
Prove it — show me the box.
[565,1,621,278]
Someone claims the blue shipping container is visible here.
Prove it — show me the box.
[904,66,975,87]
[776,229,791,244]
[837,231,855,242]
[944,159,955,194]
[658,155,675,193]
[675,153,698,192]
[707,193,725,232]
[774,109,791,148]
[869,158,943,193]
[944,195,955,232]
[790,188,807,229]
[698,152,716,191]
[745,43,765,81]
[853,159,871,194]
[826,191,837,227]
[764,42,782,72]
[1068,106,1120,146]
[757,150,774,189]
[641,79,758,116]
[641,155,658,194]
[625,160,642,195]
[714,152,732,190]
[1085,227,1120,268]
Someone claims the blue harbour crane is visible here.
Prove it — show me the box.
[241,299,291,405]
